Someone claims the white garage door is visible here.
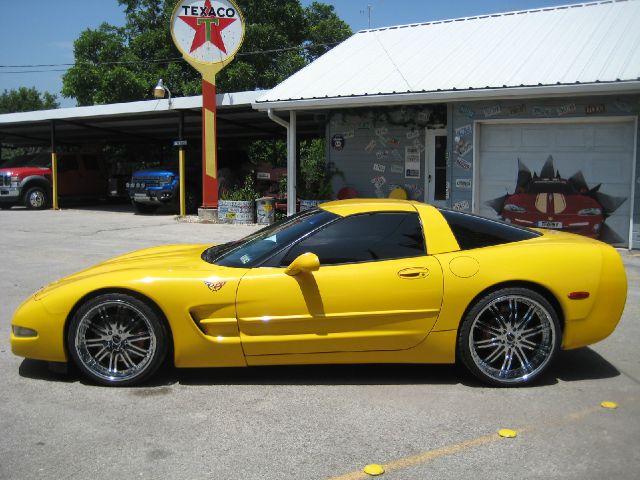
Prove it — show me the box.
[477,121,635,246]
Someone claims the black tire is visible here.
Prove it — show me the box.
[24,186,49,210]
[131,200,158,214]
[458,287,561,387]
[67,293,169,387]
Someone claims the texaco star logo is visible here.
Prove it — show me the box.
[178,0,237,53]
[171,0,244,64]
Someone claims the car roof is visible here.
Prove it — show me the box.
[319,198,435,216]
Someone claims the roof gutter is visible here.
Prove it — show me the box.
[254,81,640,111]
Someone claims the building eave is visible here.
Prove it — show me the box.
[253,81,640,112]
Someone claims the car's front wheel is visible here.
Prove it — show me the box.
[67,293,169,386]
[24,186,49,209]
[458,288,560,387]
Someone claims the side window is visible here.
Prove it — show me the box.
[281,212,425,266]
[439,209,540,250]
[58,155,79,173]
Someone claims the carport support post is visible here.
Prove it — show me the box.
[50,120,59,210]
[287,111,297,216]
[267,109,297,216]
[178,111,186,217]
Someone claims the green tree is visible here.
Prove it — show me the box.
[62,0,352,105]
[0,87,59,114]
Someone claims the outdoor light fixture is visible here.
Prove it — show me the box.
[153,79,172,108]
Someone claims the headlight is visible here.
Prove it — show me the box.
[503,204,526,213]
[160,176,174,186]
[10,176,20,187]
[12,325,38,337]
[578,208,602,216]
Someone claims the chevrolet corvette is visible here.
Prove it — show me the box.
[10,199,627,387]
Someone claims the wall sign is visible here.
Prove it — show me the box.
[405,146,420,179]
[331,134,345,151]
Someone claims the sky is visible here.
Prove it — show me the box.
[0,0,590,108]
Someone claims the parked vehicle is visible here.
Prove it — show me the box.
[10,199,627,387]
[127,164,201,214]
[0,152,106,209]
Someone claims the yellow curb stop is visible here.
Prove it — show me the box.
[497,428,518,438]
[363,464,385,476]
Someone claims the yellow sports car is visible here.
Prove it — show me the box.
[10,199,627,387]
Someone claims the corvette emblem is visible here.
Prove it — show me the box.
[204,281,226,292]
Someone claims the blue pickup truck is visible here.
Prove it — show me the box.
[127,166,200,214]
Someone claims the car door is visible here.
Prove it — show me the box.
[236,211,444,355]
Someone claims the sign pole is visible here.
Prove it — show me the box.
[170,0,245,219]
[201,74,218,208]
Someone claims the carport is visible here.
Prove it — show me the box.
[0,91,325,210]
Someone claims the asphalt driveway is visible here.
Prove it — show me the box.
[1,207,638,480]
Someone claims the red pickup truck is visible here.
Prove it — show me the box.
[0,152,106,209]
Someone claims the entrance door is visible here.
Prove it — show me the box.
[425,129,448,206]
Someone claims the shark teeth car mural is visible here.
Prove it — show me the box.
[486,156,627,243]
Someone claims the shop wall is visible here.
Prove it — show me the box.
[450,94,640,247]
[326,106,446,201]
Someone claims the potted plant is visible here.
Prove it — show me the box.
[218,174,259,224]
[298,138,342,211]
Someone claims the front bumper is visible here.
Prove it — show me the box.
[129,188,175,204]
[10,295,67,362]
[0,187,21,202]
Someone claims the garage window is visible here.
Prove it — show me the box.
[281,212,426,266]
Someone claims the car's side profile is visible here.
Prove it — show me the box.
[10,199,627,387]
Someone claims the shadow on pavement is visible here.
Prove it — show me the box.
[18,346,619,388]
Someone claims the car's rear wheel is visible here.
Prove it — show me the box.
[458,288,560,387]
[67,293,168,386]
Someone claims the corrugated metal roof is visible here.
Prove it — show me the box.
[255,0,640,110]
[0,91,262,124]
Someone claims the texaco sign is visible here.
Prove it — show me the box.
[171,0,245,67]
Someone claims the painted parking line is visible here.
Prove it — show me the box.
[328,397,638,480]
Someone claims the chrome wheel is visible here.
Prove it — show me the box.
[25,187,47,209]
[69,294,167,386]
[459,288,560,386]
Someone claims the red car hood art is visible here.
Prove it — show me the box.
[487,156,626,243]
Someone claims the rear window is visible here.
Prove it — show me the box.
[439,209,540,250]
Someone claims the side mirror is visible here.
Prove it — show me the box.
[284,252,320,276]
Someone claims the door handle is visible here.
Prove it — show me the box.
[398,267,429,279]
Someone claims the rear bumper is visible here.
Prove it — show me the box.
[562,245,627,349]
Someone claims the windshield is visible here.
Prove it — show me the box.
[1,153,50,169]
[203,208,338,268]
[528,180,576,194]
